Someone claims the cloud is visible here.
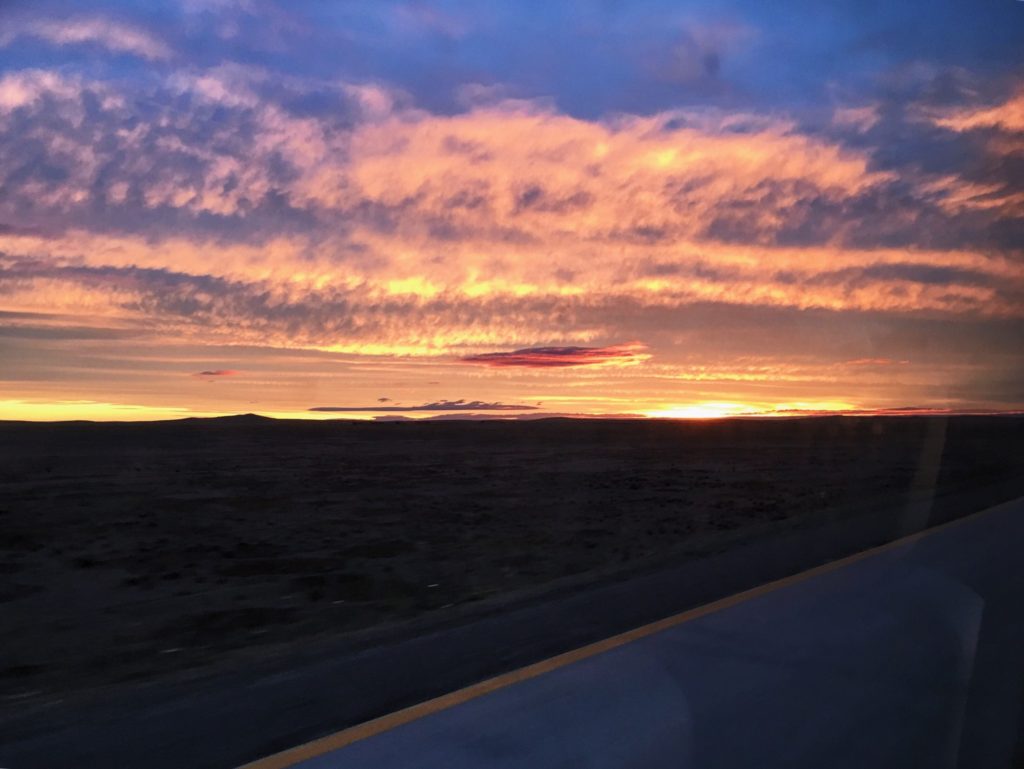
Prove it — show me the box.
[924,87,1024,134]
[193,369,238,376]
[1,255,1021,363]
[2,66,1019,323]
[0,17,173,61]
[461,344,650,368]
[0,68,893,244]
[0,44,1021,415]
[309,399,539,412]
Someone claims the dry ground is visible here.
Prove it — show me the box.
[1,415,1022,711]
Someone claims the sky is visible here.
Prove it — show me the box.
[0,0,1022,421]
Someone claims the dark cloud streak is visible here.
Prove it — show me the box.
[461,344,648,368]
[310,399,539,412]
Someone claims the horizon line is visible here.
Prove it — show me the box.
[3,409,1023,425]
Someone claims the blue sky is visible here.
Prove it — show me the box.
[3,0,1022,116]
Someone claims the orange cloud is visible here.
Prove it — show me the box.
[2,68,1020,343]
[1,69,1021,419]
[927,88,1024,133]
[339,102,892,250]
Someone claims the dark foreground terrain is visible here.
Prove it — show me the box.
[1,415,1023,716]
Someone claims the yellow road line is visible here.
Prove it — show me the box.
[239,499,1011,769]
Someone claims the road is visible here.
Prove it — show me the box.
[245,495,1024,769]
[1,486,1022,769]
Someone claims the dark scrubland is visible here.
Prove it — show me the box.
[1,414,1022,710]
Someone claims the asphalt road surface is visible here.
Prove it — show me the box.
[2,488,1022,769]
[249,495,1024,769]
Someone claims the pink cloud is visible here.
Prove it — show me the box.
[461,343,649,368]
[1,18,172,61]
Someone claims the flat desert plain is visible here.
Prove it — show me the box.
[1,415,1022,712]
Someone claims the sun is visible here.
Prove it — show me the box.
[643,402,753,419]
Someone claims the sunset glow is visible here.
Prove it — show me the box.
[1,2,1022,421]
[645,403,753,420]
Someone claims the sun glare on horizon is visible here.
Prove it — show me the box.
[644,403,754,420]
